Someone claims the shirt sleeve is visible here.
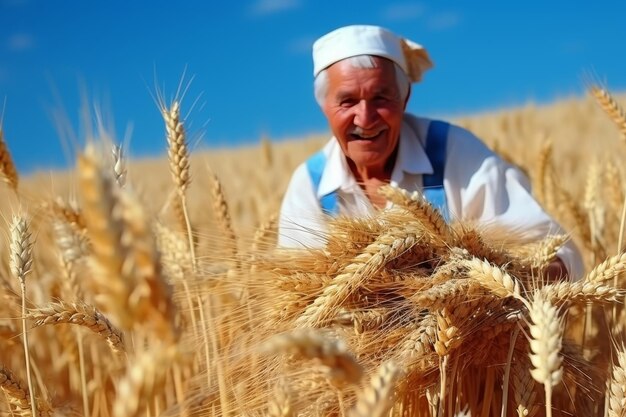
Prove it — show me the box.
[443,125,584,280]
[277,162,328,248]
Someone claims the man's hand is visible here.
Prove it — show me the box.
[544,257,568,282]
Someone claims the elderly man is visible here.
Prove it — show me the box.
[278,25,583,279]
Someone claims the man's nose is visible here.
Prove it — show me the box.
[353,100,378,128]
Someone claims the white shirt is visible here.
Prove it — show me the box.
[278,114,584,279]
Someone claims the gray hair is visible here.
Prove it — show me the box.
[313,55,410,107]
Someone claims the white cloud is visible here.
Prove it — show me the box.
[427,12,461,31]
[7,33,35,51]
[249,0,301,16]
[382,3,425,21]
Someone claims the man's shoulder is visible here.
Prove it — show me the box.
[403,113,487,149]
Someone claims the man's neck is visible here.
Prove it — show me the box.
[348,145,398,182]
[348,146,399,208]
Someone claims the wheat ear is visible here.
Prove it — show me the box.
[28,301,124,352]
[162,100,190,192]
[585,252,626,283]
[267,382,294,417]
[295,228,419,327]
[398,313,437,361]
[462,257,528,307]
[528,292,563,417]
[111,143,127,187]
[9,215,37,417]
[52,218,88,299]
[379,185,453,244]
[540,281,620,305]
[49,197,86,230]
[607,349,626,417]
[162,100,196,269]
[208,169,238,260]
[511,359,539,417]
[529,235,569,270]
[79,145,130,326]
[0,127,18,193]
[252,212,278,252]
[605,159,625,225]
[590,86,626,142]
[412,279,482,310]
[260,330,363,384]
[534,138,552,206]
[113,344,178,417]
[0,365,31,413]
[434,308,459,357]
[79,145,177,340]
[349,361,401,417]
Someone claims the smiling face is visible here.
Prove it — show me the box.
[321,57,408,174]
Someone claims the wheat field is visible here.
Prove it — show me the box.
[0,88,625,417]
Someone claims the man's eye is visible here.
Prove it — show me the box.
[340,99,356,107]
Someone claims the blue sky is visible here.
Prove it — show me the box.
[1,0,626,173]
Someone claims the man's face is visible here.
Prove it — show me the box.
[322,57,407,171]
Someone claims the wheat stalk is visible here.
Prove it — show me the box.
[9,215,37,417]
[162,100,196,270]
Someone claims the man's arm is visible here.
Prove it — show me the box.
[443,124,584,280]
[545,257,568,282]
[278,163,327,249]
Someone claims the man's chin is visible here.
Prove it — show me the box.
[347,150,389,168]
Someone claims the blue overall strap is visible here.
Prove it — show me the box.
[306,150,339,216]
[422,120,450,222]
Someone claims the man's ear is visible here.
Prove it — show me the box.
[404,85,412,109]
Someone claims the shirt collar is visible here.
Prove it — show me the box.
[316,115,433,198]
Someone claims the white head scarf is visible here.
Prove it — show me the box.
[312,25,433,83]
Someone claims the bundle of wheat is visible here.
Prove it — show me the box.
[0,87,624,417]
